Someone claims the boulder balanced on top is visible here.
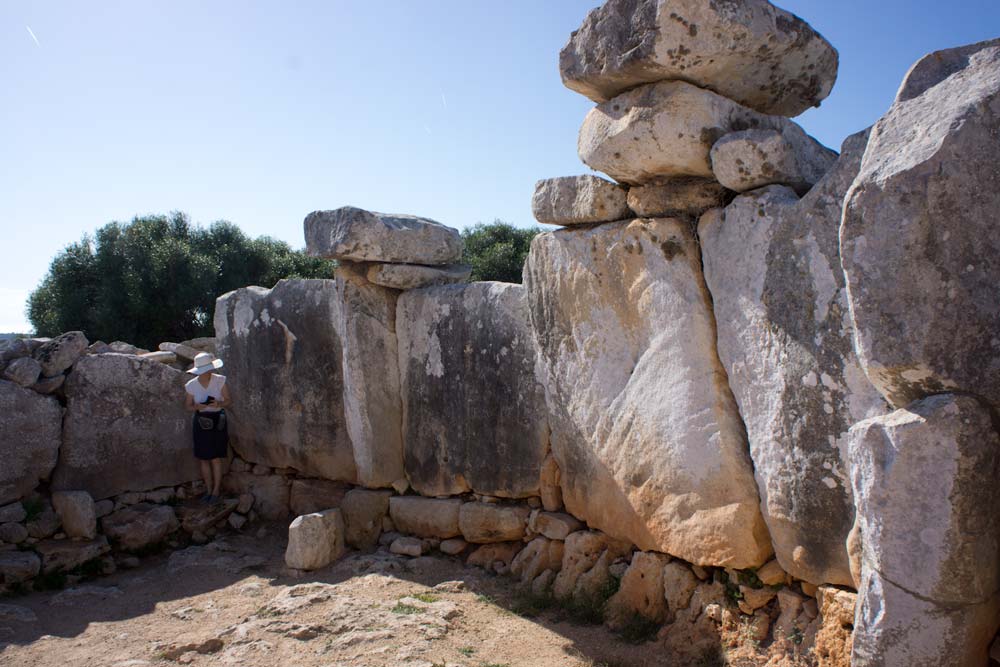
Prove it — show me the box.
[533,0,838,228]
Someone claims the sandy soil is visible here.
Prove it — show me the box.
[0,524,731,667]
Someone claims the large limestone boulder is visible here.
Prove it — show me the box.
[710,128,837,194]
[578,81,831,185]
[51,491,97,540]
[333,265,405,488]
[626,179,730,218]
[396,282,549,498]
[285,509,346,571]
[214,280,358,482]
[458,503,530,544]
[841,39,1000,409]
[388,497,462,539]
[698,130,886,586]
[560,0,838,116]
[531,175,631,226]
[52,355,198,500]
[524,219,771,568]
[305,207,462,265]
[100,503,179,552]
[0,380,62,504]
[849,394,1000,666]
[33,331,88,376]
[341,488,392,551]
[605,551,671,629]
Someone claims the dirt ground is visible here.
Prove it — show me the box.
[0,524,741,667]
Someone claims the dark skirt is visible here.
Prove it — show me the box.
[192,410,228,461]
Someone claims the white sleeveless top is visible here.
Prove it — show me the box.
[185,374,226,412]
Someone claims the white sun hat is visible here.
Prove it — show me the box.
[187,352,224,375]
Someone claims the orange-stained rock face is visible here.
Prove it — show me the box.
[525,218,771,569]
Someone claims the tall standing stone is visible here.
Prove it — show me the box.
[559,0,838,116]
[333,265,405,488]
[0,380,62,504]
[396,282,550,499]
[214,280,358,482]
[699,130,885,586]
[849,394,1000,666]
[841,39,1000,409]
[524,218,771,568]
[53,354,198,500]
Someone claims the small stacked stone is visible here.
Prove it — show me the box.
[535,0,840,227]
[304,206,471,290]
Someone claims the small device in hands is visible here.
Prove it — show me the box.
[201,397,215,406]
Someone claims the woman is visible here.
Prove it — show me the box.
[183,352,231,503]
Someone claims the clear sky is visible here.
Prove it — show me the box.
[2,1,998,332]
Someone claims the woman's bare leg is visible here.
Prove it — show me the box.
[210,458,224,497]
[199,460,212,497]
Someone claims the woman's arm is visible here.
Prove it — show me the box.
[184,392,200,413]
[215,382,231,409]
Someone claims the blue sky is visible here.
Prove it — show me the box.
[2,0,998,332]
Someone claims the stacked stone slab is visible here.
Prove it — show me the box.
[533,0,839,230]
[525,0,841,571]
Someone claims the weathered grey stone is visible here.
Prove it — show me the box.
[626,179,730,218]
[52,354,198,500]
[578,80,831,185]
[0,338,29,363]
[560,0,838,116]
[26,506,61,539]
[510,536,564,584]
[35,536,110,574]
[0,523,26,544]
[285,509,345,571]
[524,219,771,568]
[0,380,62,504]
[0,551,40,585]
[699,130,885,586]
[605,551,670,629]
[31,373,65,395]
[390,536,424,557]
[366,263,471,290]
[175,499,238,534]
[101,503,179,552]
[51,491,97,540]
[458,503,530,544]
[305,207,462,265]
[140,351,177,365]
[841,39,1000,409]
[466,542,523,570]
[333,265,405,488]
[849,394,1000,666]
[180,337,216,353]
[531,175,631,226]
[397,283,549,498]
[388,497,462,539]
[0,502,25,524]
[221,472,289,520]
[341,488,392,551]
[3,356,41,387]
[710,128,837,194]
[108,341,146,355]
[214,280,358,482]
[158,342,200,361]
[33,331,88,376]
[439,538,467,556]
[289,478,350,516]
[528,511,583,541]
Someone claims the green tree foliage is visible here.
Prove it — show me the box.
[27,212,333,349]
[460,220,541,284]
